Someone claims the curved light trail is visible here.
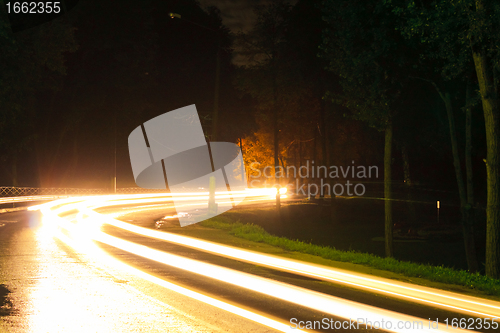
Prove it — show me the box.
[94,212,500,320]
[28,190,495,332]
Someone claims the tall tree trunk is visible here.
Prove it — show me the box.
[299,139,303,189]
[239,138,246,186]
[61,126,80,185]
[211,41,221,142]
[320,100,327,198]
[310,129,317,199]
[37,90,57,187]
[312,129,317,166]
[443,92,467,207]
[472,46,500,278]
[273,76,281,217]
[415,77,480,272]
[401,145,416,224]
[464,82,479,272]
[12,153,18,187]
[465,82,474,208]
[442,91,479,272]
[384,121,393,258]
[294,142,298,186]
[327,103,336,221]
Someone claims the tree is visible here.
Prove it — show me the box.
[286,0,332,198]
[390,0,500,278]
[414,77,480,272]
[320,0,414,257]
[0,0,78,186]
[235,0,295,216]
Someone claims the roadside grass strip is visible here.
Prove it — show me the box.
[201,220,500,296]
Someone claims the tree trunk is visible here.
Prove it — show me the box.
[384,121,393,258]
[464,82,479,273]
[443,91,479,272]
[298,139,303,189]
[273,77,281,216]
[294,142,299,186]
[12,153,18,187]
[37,90,57,187]
[310,129,317,199]
[401,145,416,224]
[465,82,474,208]
[239,138,246,186]
[211,39,221,142]
[320,100,327,198]
[472,47,500,278]
[325,101,335,221]
[312,129,317,166]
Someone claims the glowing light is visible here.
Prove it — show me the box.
[29,192,496,333]
[101,216,500,319]
[93,231,469,332]
[28,213,245,333]
[29,195,309,332]
[43,198,471,333]
[163,212,190,219]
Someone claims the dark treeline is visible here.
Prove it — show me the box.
[0,0,499,277]
[234,0,498,277]
[0,0,254,188]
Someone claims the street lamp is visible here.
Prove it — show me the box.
[169,12,220,141]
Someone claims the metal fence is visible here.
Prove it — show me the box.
[0,187,104,197]
[115,187,168,194]
[0,186,169,197]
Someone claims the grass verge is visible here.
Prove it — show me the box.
[200,219,500,296]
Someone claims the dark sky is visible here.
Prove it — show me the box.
[199,0,298,31]
[197,0,297,65]
[198,0,267,32]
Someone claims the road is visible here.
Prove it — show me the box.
[1,191,499,332]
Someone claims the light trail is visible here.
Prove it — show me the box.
[78,193,500,320]
[34,198,470,332]
[28,190,301,332]
[28,192,494,332]
[33,196,303,333]
[93,215,500,320]
[0,195,70,205]
[86,227,472,332]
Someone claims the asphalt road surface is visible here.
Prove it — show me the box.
[0,193,499,332]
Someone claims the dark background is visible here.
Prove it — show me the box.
[0,0,487,199]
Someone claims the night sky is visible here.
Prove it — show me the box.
[199,0,265,32]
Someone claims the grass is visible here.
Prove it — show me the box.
[201,219,500,296]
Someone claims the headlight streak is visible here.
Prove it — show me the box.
[95,217,500,320]
[93,231,469,332]
[29,193,492,333]
[0,195,70,205]
[71,194,500,321]
[52,216,300,333]
[44,201,471,333]
[30,195,308,333]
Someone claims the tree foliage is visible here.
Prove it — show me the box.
[0,1,78,184]
[387,0,500,281]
